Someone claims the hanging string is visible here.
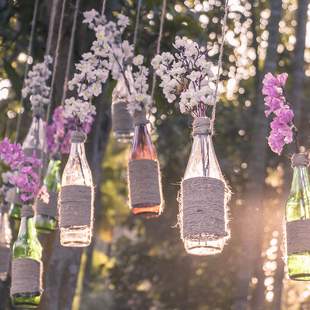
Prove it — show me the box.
[46,0,59,56]
[61,0,81,106]
[46,0,68,122]
[210,0,229,134]
[133,0,143,51]
[15,0,40,143]
[150,0,167,100]
[101,0,107,15]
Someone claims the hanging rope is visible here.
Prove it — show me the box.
[46,0,68,122]
[101,0,107,15]
[150,0,167,100]
[133,0,143,51]
[46,0,59,56]
[15,0,40,143]
[210,0,229,134]
[61,0,81,106]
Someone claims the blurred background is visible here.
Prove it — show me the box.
[1,0,310,309]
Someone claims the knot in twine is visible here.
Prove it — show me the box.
[71,131,86,143]
[133,109,148,126]
[192,117,211,136]
[291,153,309,167]
[32,105,44,118]
[21,205,34,218]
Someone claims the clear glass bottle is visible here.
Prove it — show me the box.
[111,70,134,143]
[35,158,61,233]
[0,204,12,281]
[286,155,310,280]
[60,132,93,246]
[11,207,42,308]
[183,119,228,255]
[129,116,161,218]
[22,112,47,158]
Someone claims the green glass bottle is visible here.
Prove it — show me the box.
[9,190,22,220]
[286,153,310,280]
[35,159,61,233]
[11,205,43,308]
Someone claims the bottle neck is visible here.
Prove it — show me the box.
[291,166,310,193]
[69,142,86,158]
[130,124,157,161]
[18,216,37,240]
[44,159,61,192]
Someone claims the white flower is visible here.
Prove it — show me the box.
[64,97,96,123]
[117,14,130,28]
[133,55,144,66]
[83,9,99,24]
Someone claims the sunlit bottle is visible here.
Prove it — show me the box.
[0,203,12,281]
[182,117,229,255]
[60,131,93,247]
[111,70,134,143]
[286,153,310,280]
[129,109,162,217]
[11,205,43,308]
[35,158,61,233]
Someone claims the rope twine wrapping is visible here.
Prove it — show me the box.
[285,219,310,255]
[0,246,11,275]
[21,205,34,218]
[71,131,87,143]
[10,258,43,296]
[35,192,58,218]
[59,185,93,227]
[192,117,211,136]
[291,153,309,167]
[128,159,163,208]
[179,177,228,242]
[112,101,134,135]
[133,109,148,126]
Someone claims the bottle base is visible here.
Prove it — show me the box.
[288,252,310,281]
[184,237,225,256]
[60,226,92,247]
[11,292,41,308]
[131,204,162,219]
[35,215,57,234]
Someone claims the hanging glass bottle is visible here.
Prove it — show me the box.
[285,153,310,280]
[59,131,94,247]
[35,158,61,233]
[9,189,22,220]
[111,69,134,143]
[128,108,163,218]
[22,106,47,161]
[0,203,12,281]
[11,205,43,308]
[180,117,230,256]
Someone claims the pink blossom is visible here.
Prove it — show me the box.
[262,72,295,155]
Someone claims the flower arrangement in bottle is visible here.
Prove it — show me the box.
[152,36,231,255]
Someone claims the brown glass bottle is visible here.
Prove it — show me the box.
[129,113,161,217]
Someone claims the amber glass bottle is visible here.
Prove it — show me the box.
[129,111,161,217]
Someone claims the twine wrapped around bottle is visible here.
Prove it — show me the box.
[0,246,10,276]
[35,192,58,218]
[285,153,310,256]
[71,131,86,143]
[179,117,229,252]
[112,101,134,138]
[59,185,93,228]
[10,258,43,296]
[21,205,34,218]
[127,109,163,212]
